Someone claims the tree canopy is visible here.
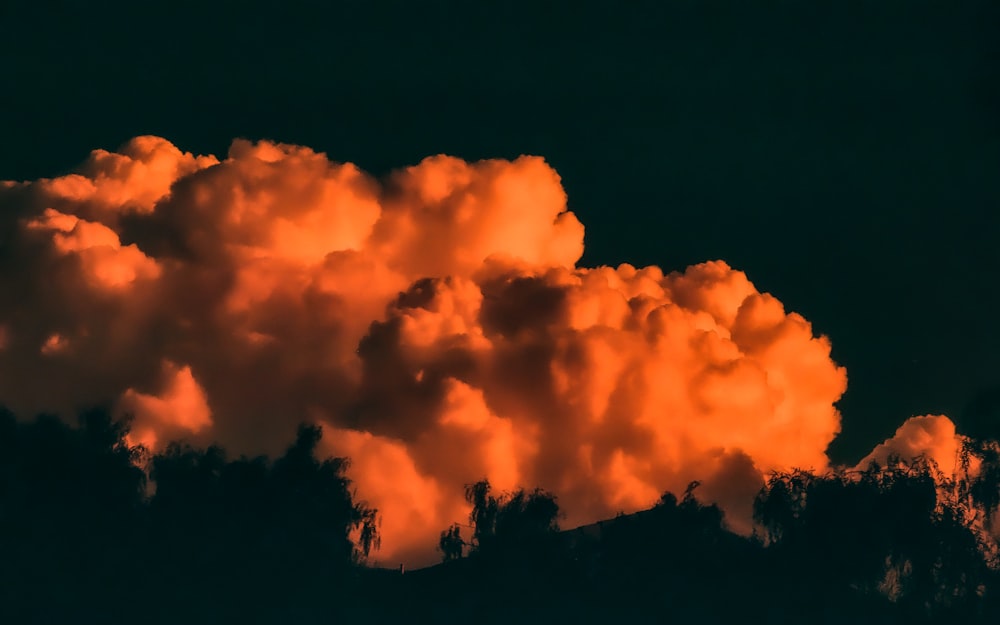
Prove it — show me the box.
[3,406,1000,624]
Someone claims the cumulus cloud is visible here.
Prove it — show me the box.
[119,361,213,450]
[0,136,852,565]
[855,414,965,476]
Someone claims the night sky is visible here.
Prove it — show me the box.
[2,0,998,463]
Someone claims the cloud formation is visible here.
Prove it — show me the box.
[0,136,854,565]
[855,414,965,477]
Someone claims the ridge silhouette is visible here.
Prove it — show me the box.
[1,406,999,623]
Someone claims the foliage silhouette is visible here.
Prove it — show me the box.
[460,479,561,559]
[753,455,994,621]
[0,408,378,624]
[438,523,464,561]
[3,405,1000,624]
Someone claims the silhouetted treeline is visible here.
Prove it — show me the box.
[754,458,994,621]
[3,406,1000,624]
[0,407,376,624]
[413,455,1000,624]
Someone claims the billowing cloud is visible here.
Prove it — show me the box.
[119,360,213,450]
[855,414,965,477]
[0,136,851,565]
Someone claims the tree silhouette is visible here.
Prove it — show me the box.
[4,403,1000,624]
[460,479,560,558]
[149,424,379,577]
[438,523,465,561]
[753,455,993,619]
[0,407,149,622]
[962,438,1000,524]
[0,408,386,624]
[464,479,499,554]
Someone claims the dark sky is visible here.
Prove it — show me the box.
[1,0,997,462]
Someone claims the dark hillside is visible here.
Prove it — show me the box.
[2,407,999,623]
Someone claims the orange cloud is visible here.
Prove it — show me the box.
[855,414,965,476]
[119,361,213,450]
[38,135,217,216]
[321,427,466,568]
[25,207,161,289]
[0,136,854,566]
